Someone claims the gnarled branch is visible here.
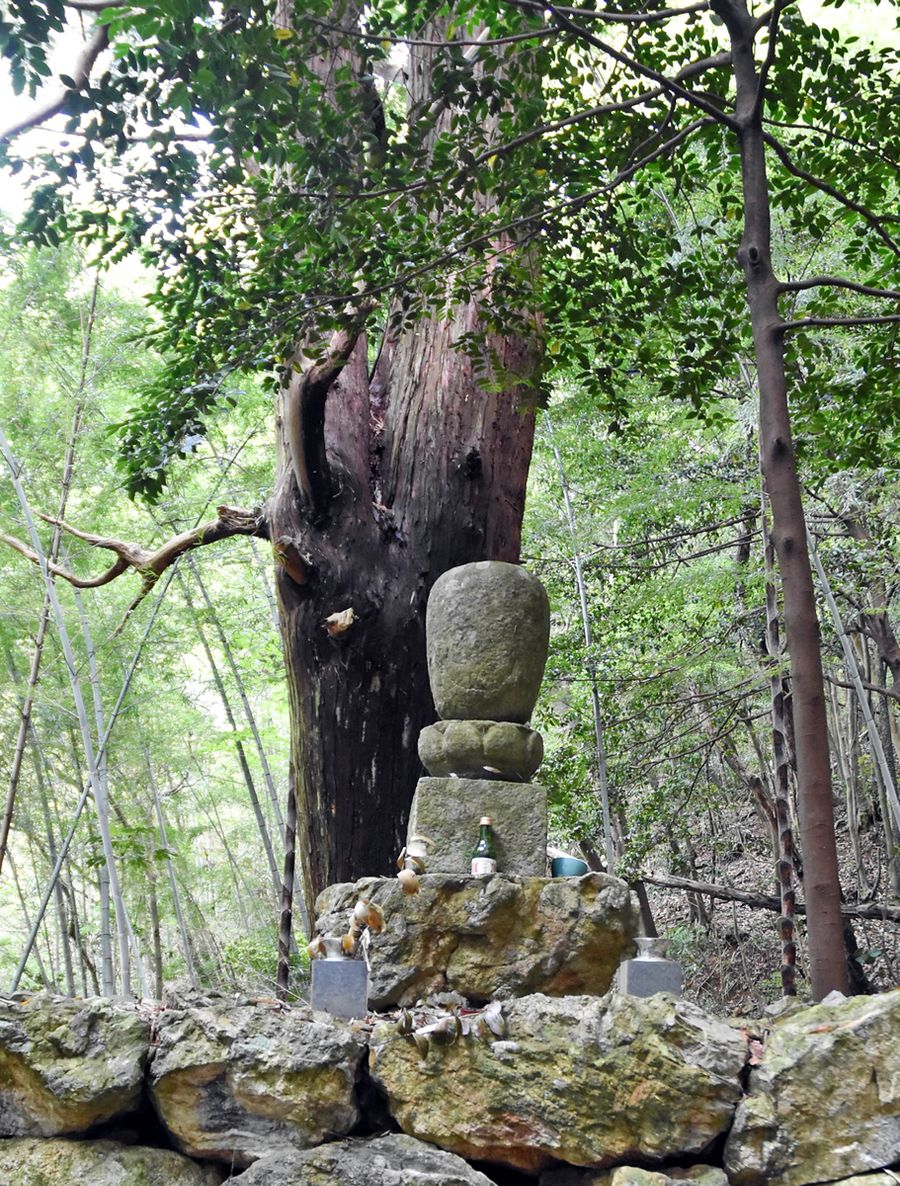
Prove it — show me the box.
[781,312,900,333]
[1,505,268,619]
[643,872,900,924]
[283,308,375,515]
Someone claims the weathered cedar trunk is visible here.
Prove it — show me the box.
[269,315,536,911]
[713,0,848,997]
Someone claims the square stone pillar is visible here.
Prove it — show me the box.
[407,777,547,877]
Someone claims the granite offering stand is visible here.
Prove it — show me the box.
[310,957,369,1019]
[408,561,551,874]
[617,936,684,998]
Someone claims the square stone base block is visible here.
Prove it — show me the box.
[407,777,547,877]
[310,959,369,1018]
[617,956,683,998]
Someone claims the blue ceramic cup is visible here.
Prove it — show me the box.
[550,856,589,877]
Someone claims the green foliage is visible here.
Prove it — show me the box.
[527,382,765,871]
[223,927,310,998]
[3,0,896,498]
[0,240,289,996]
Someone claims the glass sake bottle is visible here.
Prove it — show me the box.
[471,816,497,876]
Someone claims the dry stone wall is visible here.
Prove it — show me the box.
[1,987,899,1186]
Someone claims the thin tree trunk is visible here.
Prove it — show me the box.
[808,533,900,837]
[547,420,616,869]
[74,589,148,997]
[176,570,282,903]
[23,826,60,987]
[7,851,50,988]
[33,747,76,995]
[250,536,281,633]
[0,427,146,998]
[875,658,900,895]
[98,856,114,995]
[144,750,199,990]
[829,684,867,893]
[276,771,298,1000]
[58,876,98,996]
[760,476,796,995]
[712,0,848,996]
[187,556,285,838]
[147,841,164,1000]
[0,277,98,880]
[190,775,254,934]
[4,647,77,995]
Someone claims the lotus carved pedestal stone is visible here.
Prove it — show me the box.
[408,561,551,874]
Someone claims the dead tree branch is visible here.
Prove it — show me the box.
[0,505,268,620]
[644,872,900,923]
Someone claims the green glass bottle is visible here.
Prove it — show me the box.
[470,816,497,876]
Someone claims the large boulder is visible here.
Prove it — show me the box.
[0,1137,222,1185]
[148,1002,366,1168]
[234,1134,496,1185]
[725,989,900,1186]
[316,874,638,1007]
[369,992,748,1172]
[0,995,148,1137]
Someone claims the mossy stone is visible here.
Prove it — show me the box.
[418,720,543,780]
[426,562,550,723]
[0,1138,222,1185]
[369,992,747,1173]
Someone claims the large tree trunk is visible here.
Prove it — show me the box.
[270,313,537,912]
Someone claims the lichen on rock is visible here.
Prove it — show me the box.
[0,994,148,1138]
[425,561,550,723]
[0,1137,223,1185]
[148,1001,366,1168]
[725,988,900,1186]
[369,991,748,1172]
[316,873,638,1007]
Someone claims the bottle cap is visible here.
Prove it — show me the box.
[479,816,493,826]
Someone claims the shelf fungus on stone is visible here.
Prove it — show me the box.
[395,834,433,895]
[309,897,385,960]
[402,1003,507,1065]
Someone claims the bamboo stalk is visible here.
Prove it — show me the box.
[188,556,285,837]
[0,431,145,996]
[0,278,99,877]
